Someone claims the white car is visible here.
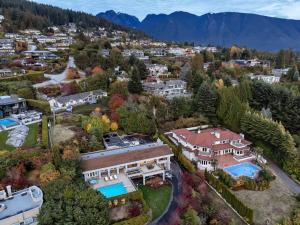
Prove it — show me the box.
[165,172,173,179]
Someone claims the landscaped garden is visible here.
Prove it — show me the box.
[140,184,172,220]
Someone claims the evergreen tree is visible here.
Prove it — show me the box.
[194,82,218,124]
[128,67,143,94]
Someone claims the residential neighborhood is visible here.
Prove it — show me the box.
[0,1,300,225]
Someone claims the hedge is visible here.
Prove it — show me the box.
[112,214,149,225]
[27,99,51,114]
[0,71,47,83]
[205,170,253,224]
[159,134,196,173]
[42,116,49,148]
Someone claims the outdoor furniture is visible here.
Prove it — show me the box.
[113,174,118,180]
[104,177,109,182]
[109,176,114,181]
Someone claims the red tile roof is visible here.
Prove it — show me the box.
[172,128,245,148]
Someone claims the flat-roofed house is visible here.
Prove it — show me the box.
[0,96,27,119]
[0,185,43,225]
[80,142,173,185]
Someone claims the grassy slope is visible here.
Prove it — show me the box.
[140,185,172,220]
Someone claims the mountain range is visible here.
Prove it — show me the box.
[97,10,300,51]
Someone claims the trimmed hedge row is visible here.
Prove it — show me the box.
[112,214,149,225]
[159,134,196,173]
[0,71,47,83]
[41,116,49,148]
[205,170,253,224]
[27,99,51,114]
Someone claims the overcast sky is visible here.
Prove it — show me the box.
[32,0,300,20]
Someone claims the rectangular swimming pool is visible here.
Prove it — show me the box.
[0,118,19,128]
[224,162,261,178]
[97,183,127,198]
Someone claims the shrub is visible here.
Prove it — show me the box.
[112,214,149,225]
[42,116,49,148]
[27,99,51,113]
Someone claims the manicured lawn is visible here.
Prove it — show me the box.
[0,123,39,151]
[140,185,172,220]
[23,123,39,147]
[0,130,15,151]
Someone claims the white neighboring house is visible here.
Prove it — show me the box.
[49,89,107,112]
[143,79,190,100]
[0,15,4,23]
[147,64,168,77]
[0,185,43,225]
[248,73,281,84]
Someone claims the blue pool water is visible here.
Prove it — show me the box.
[224,162,261,178]
[97,183,127,198]
[0,118,18,127]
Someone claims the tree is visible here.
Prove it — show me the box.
[292,66,299,81]
[191,53,204,72]
[182,208,201,225]
[128,67,143,94]
[17,87,34,99]
[38,179,109,225]
[194,82,218,124]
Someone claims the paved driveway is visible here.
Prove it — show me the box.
[267,159,300,194]
[152,160,182,225]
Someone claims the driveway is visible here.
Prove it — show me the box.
[267,159,300,194]
[151,160,183,225]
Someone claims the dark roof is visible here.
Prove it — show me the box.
[80,144,173,172]
[0,96,25,106]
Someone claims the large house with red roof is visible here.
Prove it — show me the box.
[168,127,255,171]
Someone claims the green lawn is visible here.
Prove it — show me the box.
[0,123,39,151]
[140,185,172,220]
[23,123,39,147]
[72,103,103,115]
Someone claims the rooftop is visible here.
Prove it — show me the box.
[80,142,173,172]
[0,96,25,106]
[0,186,43,221]
[172,128,248,148]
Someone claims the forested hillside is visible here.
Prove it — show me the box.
[0,0,141,34]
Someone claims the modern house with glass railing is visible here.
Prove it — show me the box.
[80,141,173,198]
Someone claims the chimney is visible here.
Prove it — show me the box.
[197,129,201,134]
[6,185,12,197]
[215,131,220,139]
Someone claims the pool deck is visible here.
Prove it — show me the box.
[91,173,136,195]
[216,154,255,169]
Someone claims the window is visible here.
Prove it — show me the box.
[128,163,138,168]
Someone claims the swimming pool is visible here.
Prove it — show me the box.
[97,183,127,198]
[224,162,261,178]
[0,118,19,128]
